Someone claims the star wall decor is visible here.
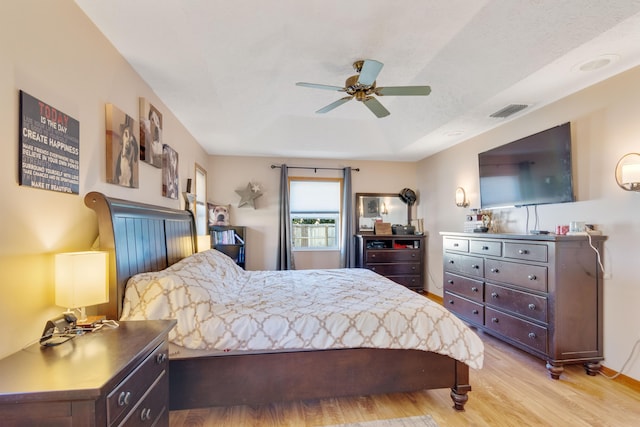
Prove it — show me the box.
[236,182,263,208]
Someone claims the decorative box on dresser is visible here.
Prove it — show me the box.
[355,234,426,292]
[441,232,606,379]
[0,319,176,427]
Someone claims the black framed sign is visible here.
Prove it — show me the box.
[19,90,80,194]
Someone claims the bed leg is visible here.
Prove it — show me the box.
[450,386,469,411]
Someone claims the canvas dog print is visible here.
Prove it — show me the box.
[162,144,179,199]
[106,104,139,188]
[139,97,163,168]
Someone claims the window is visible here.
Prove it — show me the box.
[194,163,207,235]
[289,178,342,250]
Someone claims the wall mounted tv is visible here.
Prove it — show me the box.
[478,122,574,209]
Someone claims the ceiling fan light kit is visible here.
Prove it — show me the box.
[296,59,431,118]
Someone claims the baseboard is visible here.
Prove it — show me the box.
[600,366,640,392]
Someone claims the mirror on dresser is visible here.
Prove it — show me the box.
[355,193,408,234]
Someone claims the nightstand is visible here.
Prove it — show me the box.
[0,319,176,426]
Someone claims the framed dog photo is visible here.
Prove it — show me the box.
[106,104,139,188]
[139,97,163,168]
[208,203,231,226]
[162,144,179,199]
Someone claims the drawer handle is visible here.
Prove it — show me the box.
[447,279,454,284]
[371,267,376,271]
[371,254,376,258]
[491,317,499,323]
[490,268,499,273]
[519,249,529,255]
[527,274,537,281]
[141,408,152,421]
[118,391,132,407]
[411,253,416,258]
[472,309,479,314]
[482,246,489,251]
[449,260,455,264]
[471,286,478,292]
[156,352,168,364]
[471,264,479,269]
[491,292,498,298]
[453,243,459,247]
[448,300,454,305]
[411,266,416,271]
[528,303,536,310]
[528,332,537,339]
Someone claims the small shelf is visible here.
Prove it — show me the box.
[210,225,246,268]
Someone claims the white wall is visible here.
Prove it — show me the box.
[0,1,208,358]
[206,156,417,270]
[417,65,640,381]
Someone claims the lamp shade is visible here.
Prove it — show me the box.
[615,152,640,191]
[55,251,109,311]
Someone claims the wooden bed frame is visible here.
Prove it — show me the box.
[84,191,472,411]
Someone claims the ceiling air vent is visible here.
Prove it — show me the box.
[490,104,528,118]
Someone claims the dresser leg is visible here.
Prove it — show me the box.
[584,361,602,376]
[546,362,564,380]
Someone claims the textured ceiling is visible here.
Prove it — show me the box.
[75,0,640,161]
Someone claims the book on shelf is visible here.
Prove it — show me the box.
[213,229,245,245]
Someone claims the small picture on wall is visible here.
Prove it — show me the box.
[363,197,379,217]
[106,104,139,188]
[208,203,231,226]
[139,97,163,168]
[162,144,179,199]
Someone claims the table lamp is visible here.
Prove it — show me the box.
[55,251,109,322]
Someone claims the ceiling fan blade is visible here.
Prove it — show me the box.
[296,82,345,91]
[375,86,432,96]
[316,96,353,114]
[357,59,384,86]
[363,96,390,118]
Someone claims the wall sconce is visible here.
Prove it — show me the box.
[616,153,640,191]
[455,187,469,207]
[55,251,109,322]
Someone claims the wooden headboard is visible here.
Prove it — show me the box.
[84,192,196,320]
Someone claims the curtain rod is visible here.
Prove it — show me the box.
[270,164,360,172]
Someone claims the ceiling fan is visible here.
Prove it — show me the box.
[296,59,431,118]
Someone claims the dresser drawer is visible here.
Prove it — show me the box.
[443,237,469,252]
[366,250,421,263]
[120,372,168,427]
[388,275,422,289]
[485,283,548,323]
[504,242,548,262]
[443,253,484,277]
[485,307,548,354]
[367,263,420,276]
[107,341,169,426]
[469,239,502,257]
[444,292,484,325]
[485,259,547,292]
[444,272,483,303]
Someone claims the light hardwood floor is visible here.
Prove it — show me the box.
[169,330,640,426]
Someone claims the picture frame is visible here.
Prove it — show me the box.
[208,202,231,226]
[162,144,178,198]
[139,97,163,168]
[106,104,139,188]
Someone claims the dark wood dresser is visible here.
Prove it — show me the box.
[355,234,426,292]
[0,319,175,426]
[441,232,605,379]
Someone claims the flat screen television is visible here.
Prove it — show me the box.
[478,122,574,209]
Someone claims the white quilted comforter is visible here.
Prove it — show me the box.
[121,249,484,369]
